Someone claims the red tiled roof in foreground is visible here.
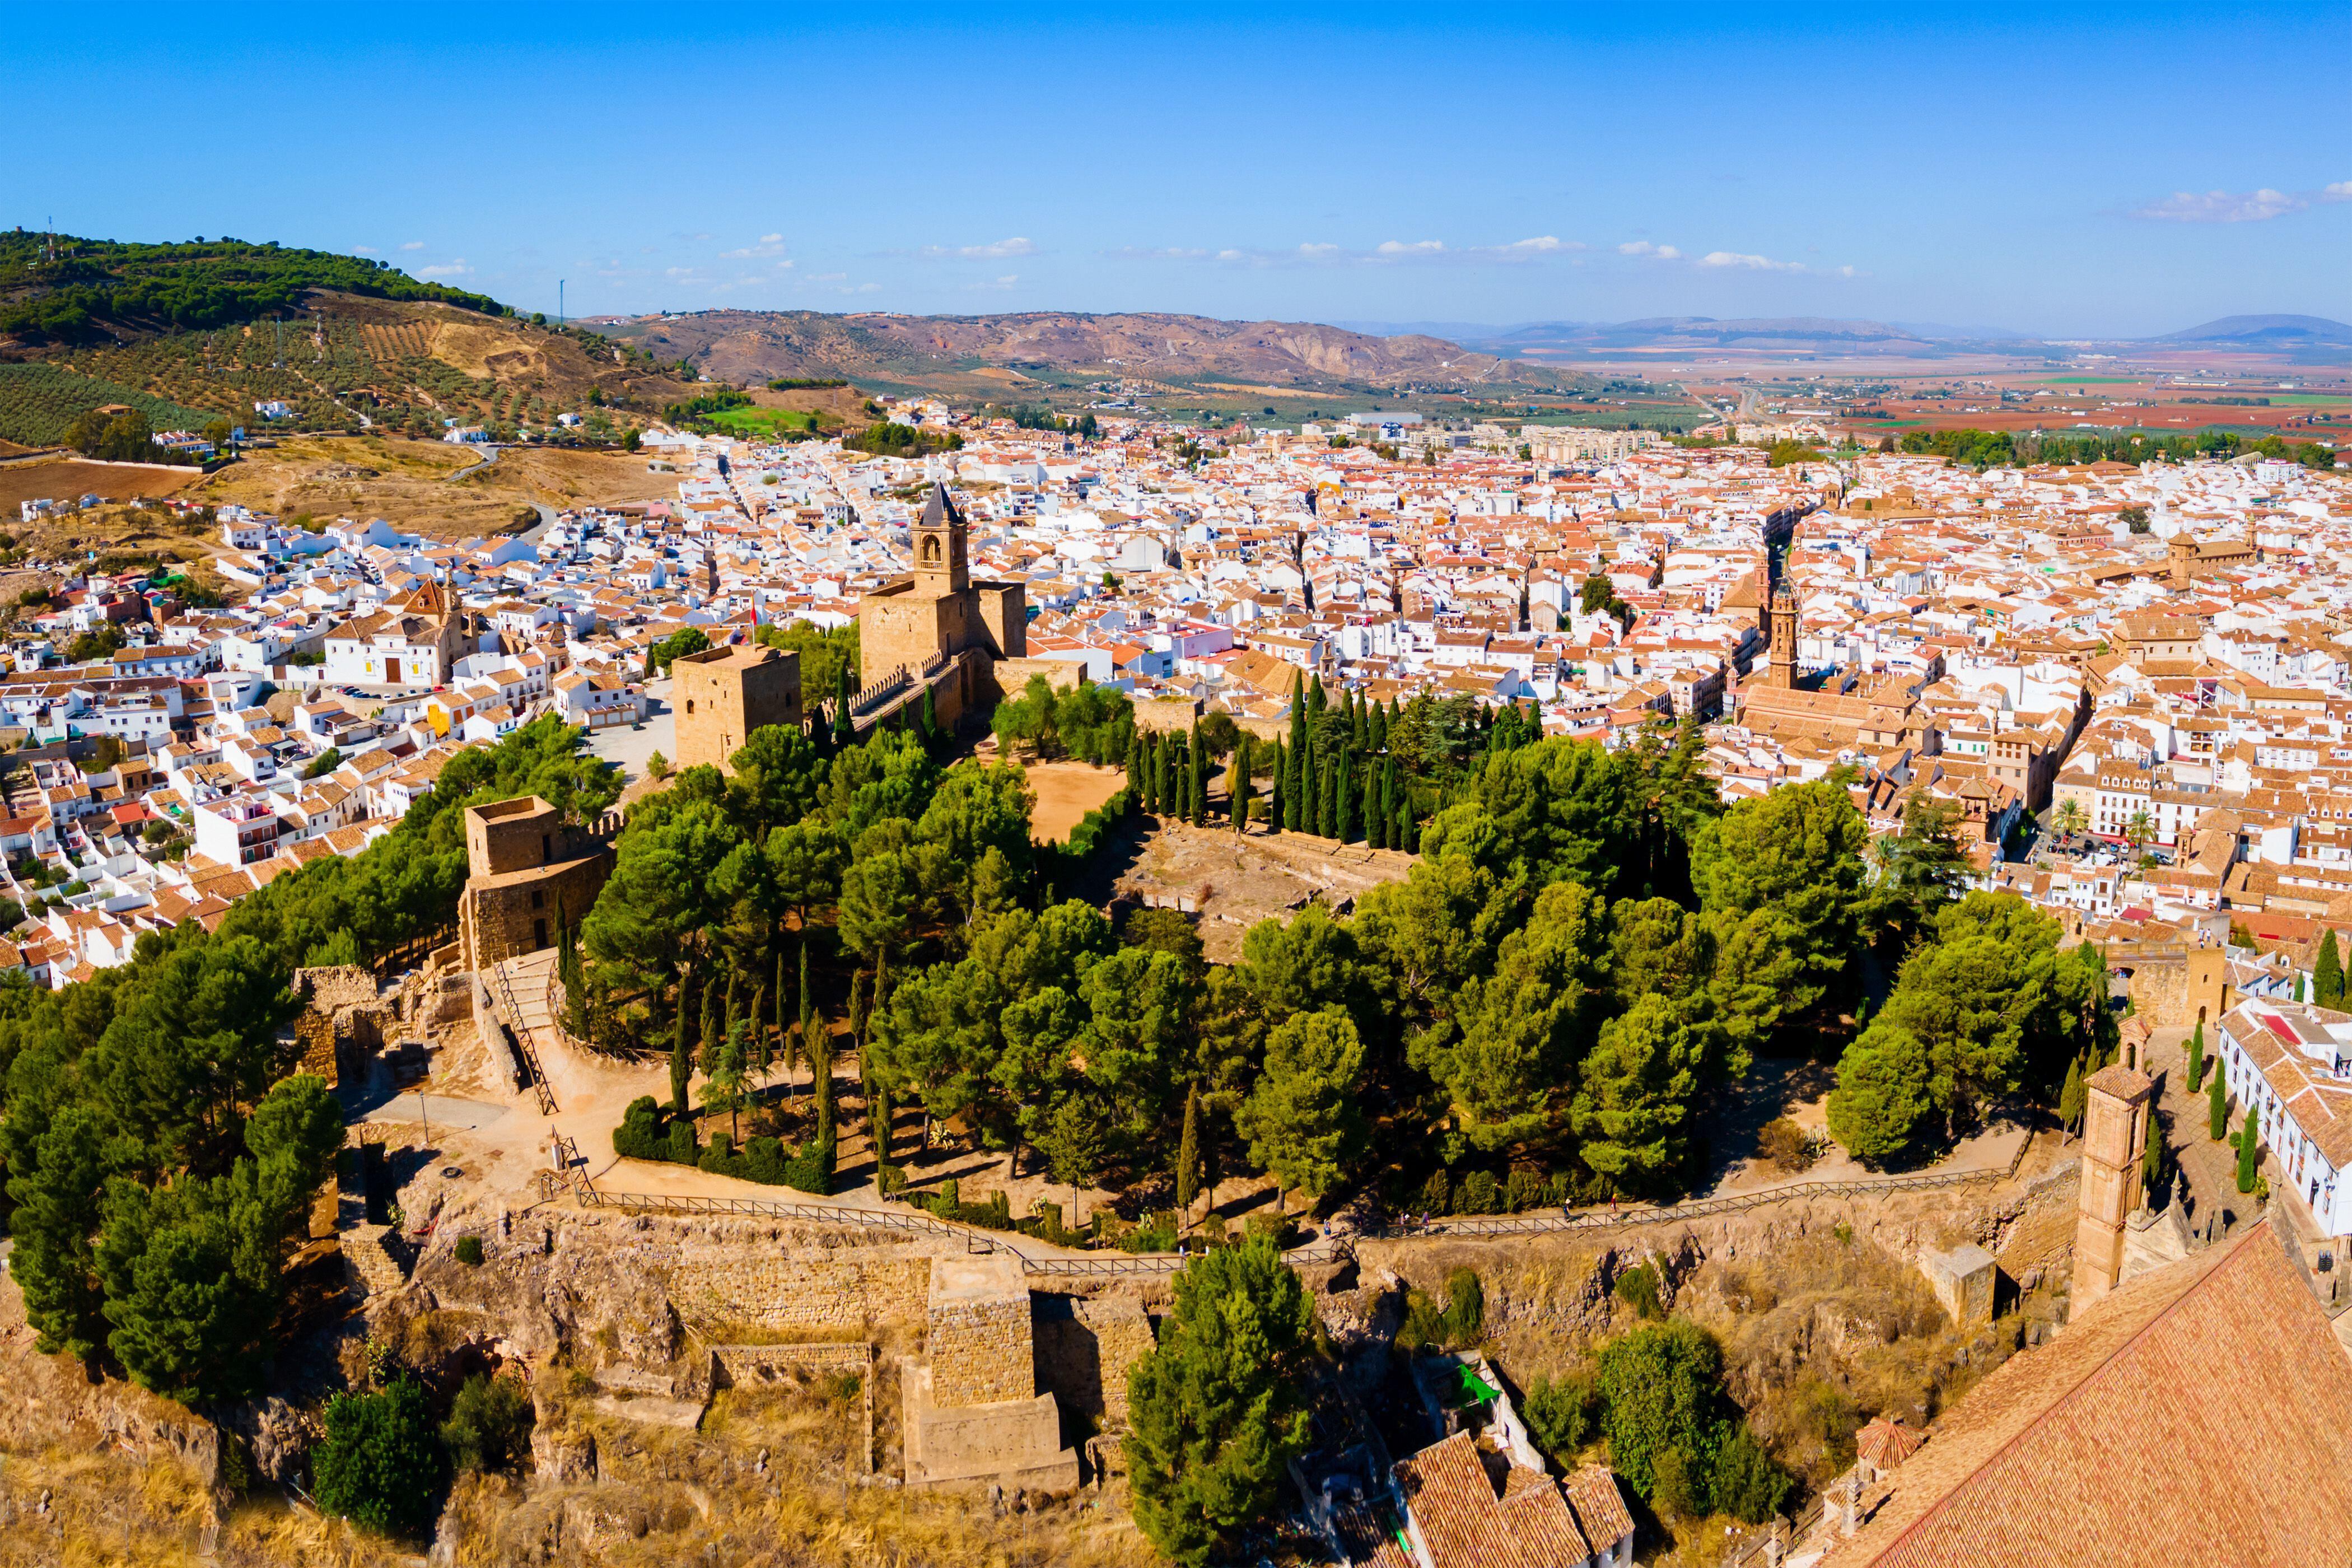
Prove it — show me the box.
[1392,1430,1631,1568]
[1822,1216,2352,1568]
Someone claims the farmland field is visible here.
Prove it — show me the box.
[0,364,217,446]
[706,405,820,437]
[0,456,202,512]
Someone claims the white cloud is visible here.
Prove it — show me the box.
[415,259,472,278]
[760,232,783,244]
[2321,181,2352,202]
[1114,236,1586,268]
[399,240,424,251]
[1697,250,1805,272]
[722,235,789,258]
[1493,235,1580,256]
[352,246,377,256]
[968,274,1020,291]
[924,236,1037,259]
[1618,241,1681,259]
[2132,186,2305,223]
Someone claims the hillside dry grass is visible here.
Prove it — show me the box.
[187,435,683,539]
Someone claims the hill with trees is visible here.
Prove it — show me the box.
[0,233,707,447]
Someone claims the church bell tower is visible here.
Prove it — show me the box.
[913,481,969,599]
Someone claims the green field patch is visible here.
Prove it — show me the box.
[0,363,220,446]
[2265,392,2352,405]
[706,405,821,436]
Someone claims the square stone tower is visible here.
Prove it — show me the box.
[672,643,802,773]
[2073,1063,2155,1308]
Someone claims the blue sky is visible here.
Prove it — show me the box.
[7,3,2347,336]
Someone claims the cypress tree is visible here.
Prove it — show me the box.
[1285,679,1308,830]
[2058,1053,2085,1137]
[723,970,743,1064]
[1350,689,1367,750]
[1176,1084,1202,1215]
[917,684,938,746]
[1380,758,1398,847]
[1124,727,1143,783]
[2186,1020,2206,1091]
[2319,930,2344,1007]
[1359,764,1378,848]
[2209,1057,2228,1140]
[2236,1107,2260,1193]
[1266,740,1285,835]
[832,665,855,748]
[1369,700,1387,757]
[1317,752,1337,838]
[871,1076,893,1172]
[2142,1099,2164,1190]
[699,970,722,1074]
[794,941,813,1096]
[1300,731,1318,832]
[669,971,694,1115]
[1334,746,1356,842]
[1231,736,1252,832]
[1189,741,1209,825]
[1308,674,1327,717]
[750,984,771,1072]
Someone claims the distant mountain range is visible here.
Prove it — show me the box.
[596,310,1577,394]
[1337,314,2352,358]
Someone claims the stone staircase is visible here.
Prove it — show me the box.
[342,1223,407,1299]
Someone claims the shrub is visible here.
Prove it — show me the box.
[1757,1117,1815,1174]
[1710,1423,1795,1523]
[311,1377,447,1537]
[1457,1170,1500,1214]
[440,1374,534,1474]
[452,1235,483,1267]
[1522,1371,1595,1464]
[1244,1211,1298,1249]
[1614,1262,1664,1320]
[1504,1169,1544,1213]
[1417,1169,1449,1216]
[1397,1267,1485,1352]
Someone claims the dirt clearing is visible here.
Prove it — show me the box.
[1025,759,1127,841]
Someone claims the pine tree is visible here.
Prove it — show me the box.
[1176,1084,1202,1217]
[2236,1107,2261,1193]
[2058,1053,2085,1138]
[2186,1019,2206,1091]
[669,972,694,1114]
[2318,930,2344,1008]
[2209,1057,2228,1140]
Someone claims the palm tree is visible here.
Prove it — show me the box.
[2053,797,2088,841]
[2125,807,2156,857]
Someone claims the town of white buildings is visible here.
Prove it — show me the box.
[11,403,2352,1226]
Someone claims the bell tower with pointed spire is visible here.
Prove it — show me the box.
[913,481,969,599]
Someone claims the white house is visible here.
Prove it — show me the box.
[2216,998,2352,1235]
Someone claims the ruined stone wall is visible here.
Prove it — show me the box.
[928,1292,1035,1409]
[664,1253,932,1334]
[1034,1294,1155,1429]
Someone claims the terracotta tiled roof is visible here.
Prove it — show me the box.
[1820,1218,2352,1568]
